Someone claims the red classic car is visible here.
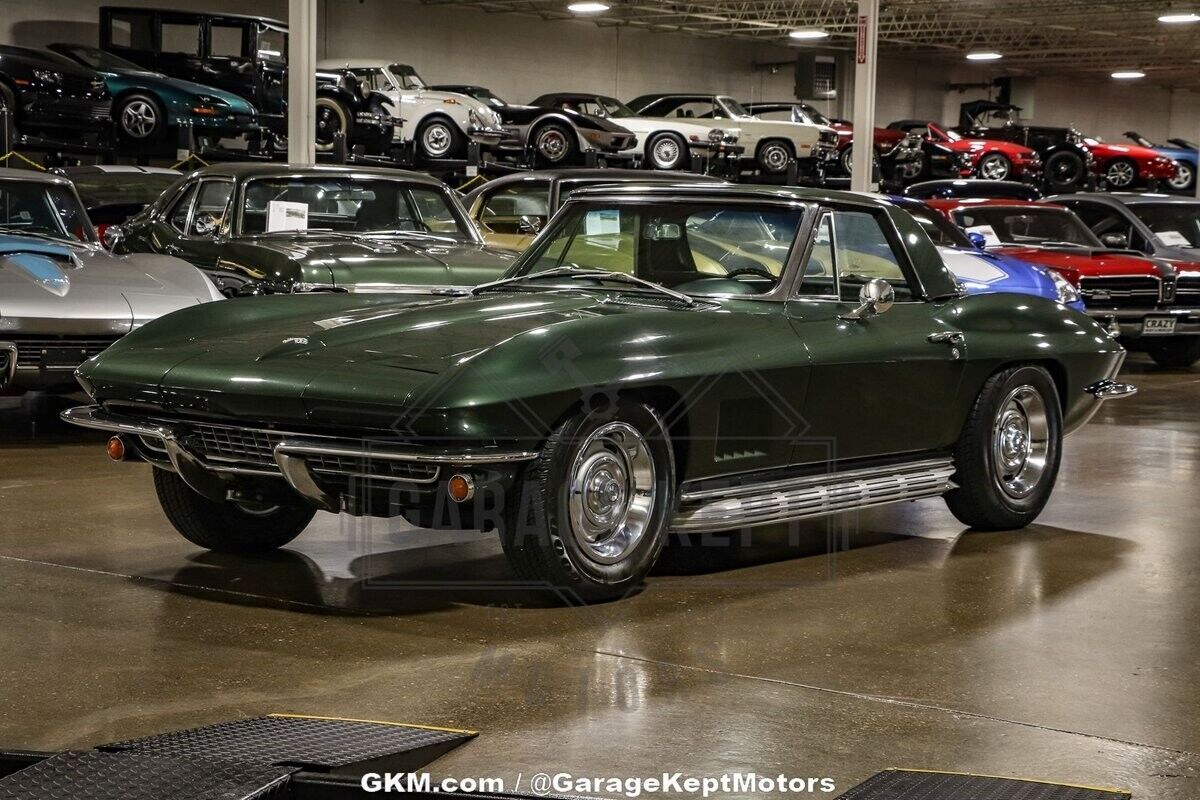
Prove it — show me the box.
[926,198,1200,368]
[1078,136,1178,190]
[888,120,1042,183]
[743,102,910,175]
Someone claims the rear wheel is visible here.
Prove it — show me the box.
[1104,158,1138,189]
[645,132,688,170]
[314,96,352,152]
[153,469,316,553]
[1146,338,1200,369]
[532,122,577,166]
[944,366,1062,530]
[1044,150,1086,191]
[1168,161,1196,192]
[500,401,675,603]
[976,152,1012,181]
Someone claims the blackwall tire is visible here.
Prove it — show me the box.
[153,469,316,553]
[756,139,794,174]
[977,152,1013,181]
[1104,158,1138,189]
[1044,150,1086,191]
[944,365,1062,531]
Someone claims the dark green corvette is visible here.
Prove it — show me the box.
[66,183,1135,602]
[111,163,513,296]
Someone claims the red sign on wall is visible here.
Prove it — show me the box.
[856,14,868,63]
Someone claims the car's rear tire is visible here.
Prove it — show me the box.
[153,469,316,553]
[944,365,1062,530]
[115,93,166,143]
[532,122,578,166]
[977,152,1012,181]
[1044,150,1086,191]
[756,139,794,174]
[500,401,676,603]
[416,116,466,161]
[1104,158,1138,189]
[645,131,688,170]
[1146,338,1200,369]
[314,96,352,152]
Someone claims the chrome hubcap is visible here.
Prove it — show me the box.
[537,128,568,161]
[568,422,655,565]
[121,100,157,138]
[423,123,452,157]
[1169,163,1193,189]
[651,137,681,168]
[1107,161,1135,187]
[761,144,789,171]
[991,385,1049,500]
[980,155,1010,180]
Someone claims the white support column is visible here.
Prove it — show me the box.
[850,0,880,193]
[287,0,317,166]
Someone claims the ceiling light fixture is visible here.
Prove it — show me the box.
[567,2,609,12]
[789,29,829,40]
[965,51,1003,61]
[1158,12,1200,22]
[1111,70,1146,79]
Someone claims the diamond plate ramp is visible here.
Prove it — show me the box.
[836,769,1132,800]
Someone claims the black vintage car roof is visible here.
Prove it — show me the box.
[183,163,446,187]
[101,6,285,27]
[1058,192,1200,207]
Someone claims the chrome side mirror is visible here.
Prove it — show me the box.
[102,225,124,251]
[516,215,544,235]
[1101,233,1128,249]
[840,278,895,321]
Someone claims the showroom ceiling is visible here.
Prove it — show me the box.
[420,0,1200,87]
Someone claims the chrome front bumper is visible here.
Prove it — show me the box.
[61,405,536,511]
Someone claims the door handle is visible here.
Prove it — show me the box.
[927,331,965,345]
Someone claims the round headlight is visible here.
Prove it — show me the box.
[708,127,724,143]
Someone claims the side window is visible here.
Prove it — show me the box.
[1064,202,1138,249]
[797,210,912,301]
[478,182,550,234]
[210,24,247,58]
[161,21,201,56]
[107,11,153,49]
[189,181,233,236]
[167,183,199,234]
[799,214,837,297]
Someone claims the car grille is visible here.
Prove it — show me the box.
[819,129,839,147]
[1078,276,1161,309]
[9,335,121,368]
[183,421,439,483]
[1176,275,1200,304]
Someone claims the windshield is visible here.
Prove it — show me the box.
[240,177,472,239]
[717,97,752,119]
[470,88,506,107]
[512,200,803,297]
[71,172,180,208]
[0,181,95,243]
[801,104,833,126]
[389,64,427,90]
[904,205,972,247]
[1129,202,1200,248]
[256,24,286,62]
[953,206,1102,247]
[60,45,143,71]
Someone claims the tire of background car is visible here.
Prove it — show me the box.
[1145,338,1200,369]
[756,139,794,174]
[645,131,688,170]
[531,121,578,167]
[1104,158,1138,189]
[840,146,879,176]
[152,469,316,553]
[943,365,1062,530]
[1043,150,1086,191]
[416,115,466,161]
[314,95,352,152]
[898,156,925,181]
[976,152,1013,181]
[499,400,676,603]
[0,82,16,142]
[115,92,166,142]
[1167,161,1196,193]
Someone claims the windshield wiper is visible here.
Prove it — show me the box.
[472,265,695,306]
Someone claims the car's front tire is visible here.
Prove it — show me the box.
[500,401,676,603]
[1044,150,1086,191]
[315,96,352,152]
[532,122,578,166]
[944,365,1062,530]
[1168,161,1196,193]
[756,139,794,174]
[153,470,316,553]
[1146,338,1200,369]
[116,93,166,143]
[416,116,466,161]
[645,132,688,170]
[976,152,1012,181]
[1104,158,1138,189]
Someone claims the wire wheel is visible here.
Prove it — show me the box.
[977,153,1012,180]
[648,134,684,169]
[991,384,1050,500]
[1105,159,1137,188]
[120,97,159,139]
[568,421,656,566]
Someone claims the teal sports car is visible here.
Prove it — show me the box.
[47,43,260,147]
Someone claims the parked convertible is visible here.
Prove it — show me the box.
[0,169,219,394]
[1123,132,1196,193]
[744,101,915,176]
[887,120,1041,183]
[65,183,1132,601]
[110,164,513,296]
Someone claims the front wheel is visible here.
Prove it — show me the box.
[1168,161,1196,193]
[416,117,466,161]
[532,122,578,166]
[944,366,1062,530]
[1044,150,1086,191]
[314,96,352,152]
[500,401,676,603]
[153,469,316,553]
[116,93,165,142]
[756,139,794,174]
[645,132,688,170]
[1104,158,1138,189]
[976,152,1012,181]
[1146,338,1200,369]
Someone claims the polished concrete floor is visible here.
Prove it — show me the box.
[0,355,1197,798]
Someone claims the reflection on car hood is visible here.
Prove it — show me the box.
[990,245,1163,278]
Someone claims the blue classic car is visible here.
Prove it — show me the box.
[891,196,1084,310]
[47,43,260,147]
[1125,131,1197,193]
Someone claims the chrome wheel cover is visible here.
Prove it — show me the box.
[1106,160,1136,187]
[536,127,569,161]
[422,122,453,158]
[121,99,158,138]
[760,143,790,171]
[1168,162,1193,190]
[650,136,681,168]
[991,385,1050,500]
[568,421,655,565]
[979,154,1010,180]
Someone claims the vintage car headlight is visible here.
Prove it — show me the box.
[1047,269,1080,305]
[33,68,62,84]
[707,127,725,144]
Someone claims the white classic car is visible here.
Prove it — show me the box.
[627,93,839,177]
[528,93,742,170]
[316,60,506,160]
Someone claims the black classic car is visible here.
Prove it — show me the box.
[430,84,637,167]
[312,67,396,155]
[109,163,512,296]
[0,45,111,146]
[100,7,288,137]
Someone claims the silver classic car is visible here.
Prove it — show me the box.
[0,169,221,393]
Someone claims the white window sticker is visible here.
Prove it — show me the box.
[966,224,1002,247]
[266,200,309,232]
[1156,230,1191,247]
[585,209,621,236]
